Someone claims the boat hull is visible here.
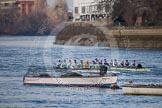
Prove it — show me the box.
[71,69,120,74]
[23,76,118,88]
[122,85,162,96]
[111,67,151,72]
[54,67,151,72]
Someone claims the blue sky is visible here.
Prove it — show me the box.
[47,0,73,10]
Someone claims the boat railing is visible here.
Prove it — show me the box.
[25,65,118,78]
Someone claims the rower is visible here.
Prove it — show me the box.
[95,58,99,63]
[61,59,68,69]
[103,59,111,70]
[67,59,72,69]
[104,59,109,66]
[109,59,113,67]
[84,60,90,69]
[92,60,97,64]
[120,60,124,67]
[99,59,103,65]
[56,60,62,68]
[72,59,78,69]
[137,64,143,69]
[79,60,84,69]
[131,60,136,68]
[114,59,118,67]
[95,60,101,70]
[125,60,130,67]
[90,60,96,69]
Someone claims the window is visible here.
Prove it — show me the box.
[82,6,85,14]
[22,4,25,9]
[75,7,78,14]
[89,6,92,13]
[22,4,26,14]
[86,6,89,13]
[4,3,9,7]
[29,4,32,13]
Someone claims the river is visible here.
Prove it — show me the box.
[0,36,162,108]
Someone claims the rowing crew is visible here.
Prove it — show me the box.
[56,59,141,69]
[56,59,99,69]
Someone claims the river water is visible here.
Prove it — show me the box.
[0,36,162,108]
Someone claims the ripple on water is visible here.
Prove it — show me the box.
[0,36,162,108]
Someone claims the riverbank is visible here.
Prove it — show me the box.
[55,22,162,49]
[110,28,162,49]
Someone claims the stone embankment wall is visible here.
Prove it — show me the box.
[110,29,162,49]
[55,22,162,49]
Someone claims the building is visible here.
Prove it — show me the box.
[18,0,34,15]
[0,0,19,15]
[73,0,109,22]
[0,0,47,16]
[18,0,47,15]
[0,0,19,25]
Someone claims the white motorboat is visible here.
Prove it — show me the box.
[23,66,118,88]
[23,73,118,88]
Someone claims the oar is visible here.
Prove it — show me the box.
[143,66,156,68]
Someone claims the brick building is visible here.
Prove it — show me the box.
[18,0,34,15]
[18,0,47,15]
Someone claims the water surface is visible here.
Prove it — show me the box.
[0,36,162,108]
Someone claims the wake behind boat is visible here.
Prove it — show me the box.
[23,66,118,88]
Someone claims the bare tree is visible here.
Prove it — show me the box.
[47,0,68,23]
[128,0,162,26]
[97,0,115,15]
[33,0,48,12]
[143,0,162,26]
[112,0,136,26]
[96,0,162,26]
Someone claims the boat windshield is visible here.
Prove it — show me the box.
[24,66,54,77]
